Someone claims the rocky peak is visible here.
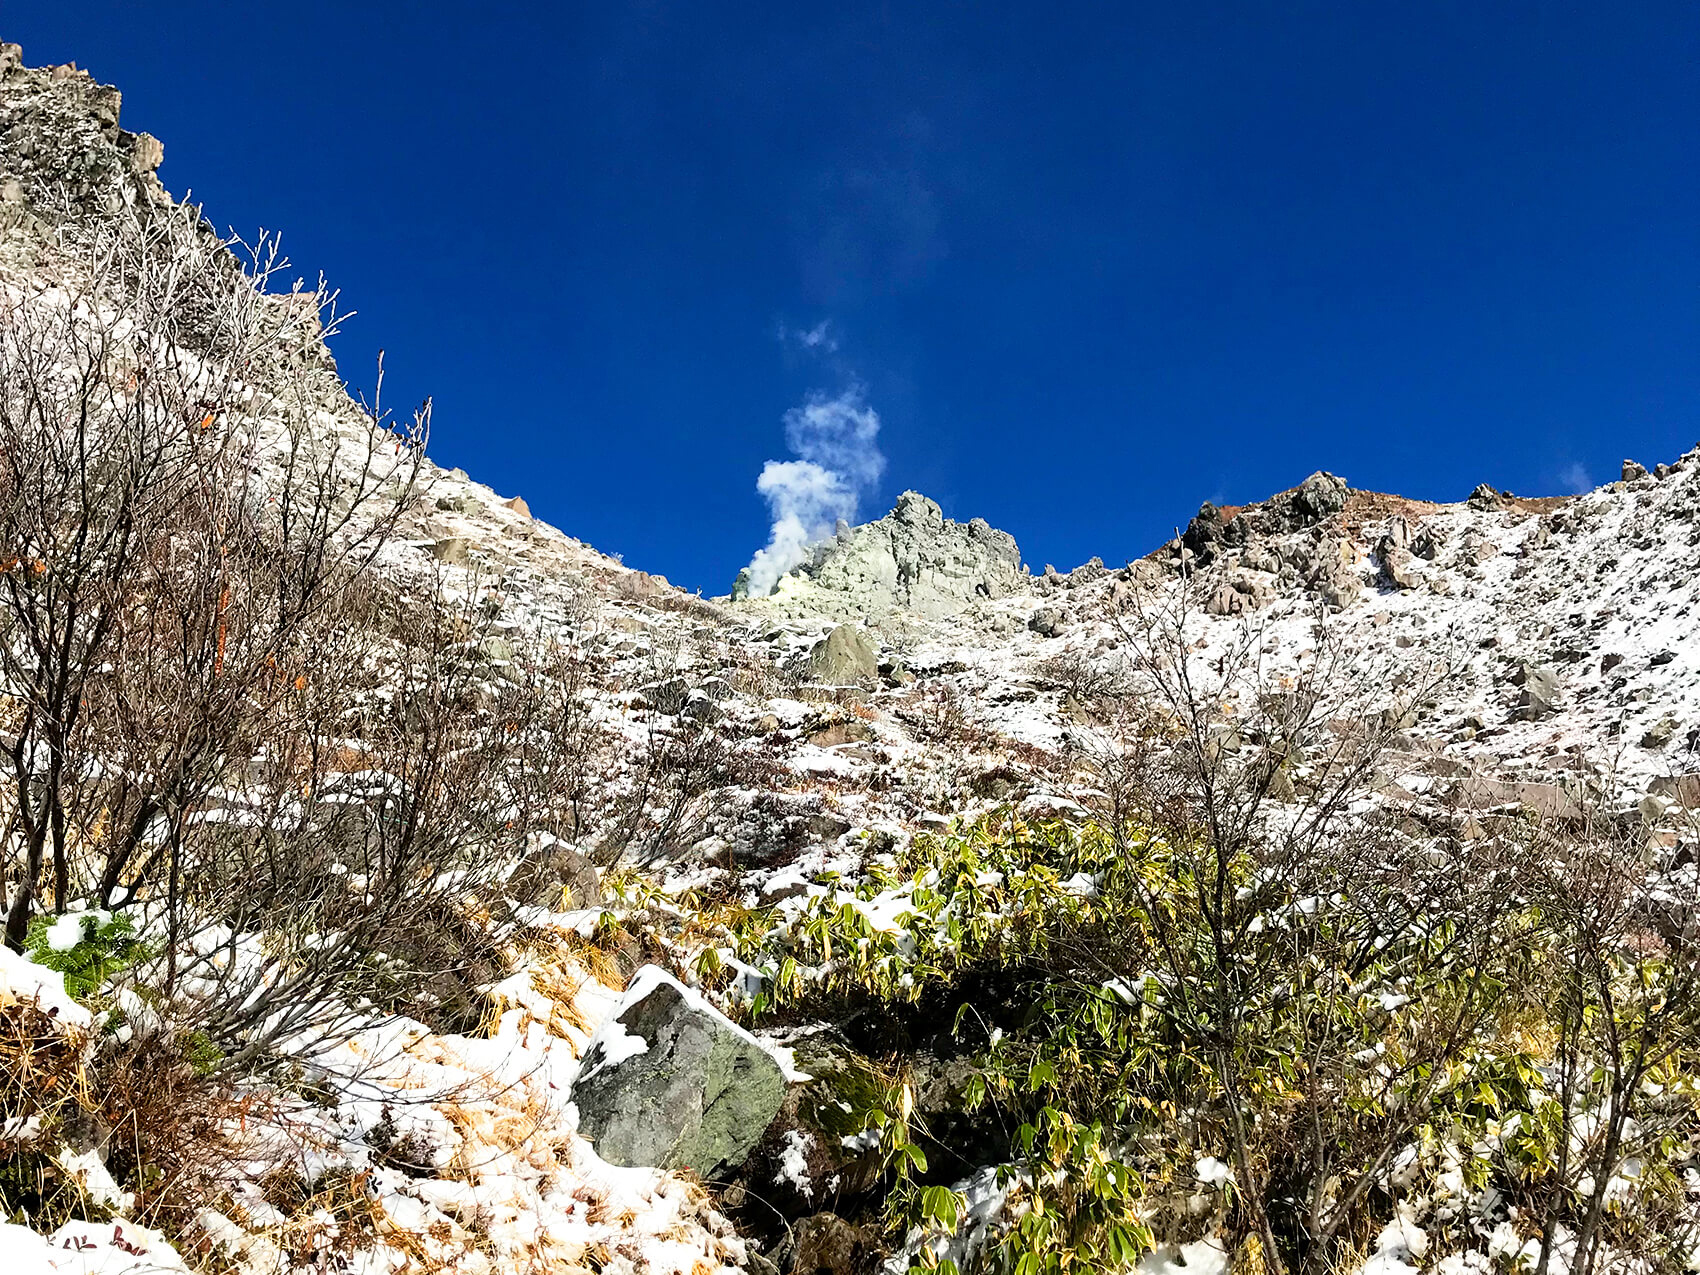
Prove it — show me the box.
[1181,471,1352,565]
[740,490,1028,621]
[0,42,173,237]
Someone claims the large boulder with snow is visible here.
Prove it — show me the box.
[571,966,786,1179]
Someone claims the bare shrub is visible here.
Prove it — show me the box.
[1516,804,1700,1275]
[1035,645,1134,712]
[897,679,980,747]
[0,200,421,951]
[1075,578,1523,1272]
[594,718,734,870]
[0,199,597,1071]
[91,1035,255,1233]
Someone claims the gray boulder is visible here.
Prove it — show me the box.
[1411,525,1445,560]
[1182,502,1234,565]
[681,689,721,723]
[1649,773,1700,808]
[807,624,878,685]
[1452,776,1585,821]
[1244,472,1352,535]
[128,131,163,176]
[1310,544,1364,608]
[571,967,786,1179]
[1205,586,1248,616]
[507,835,601,909]
[1292,471,1350,524]
[1229,569,1276,608]
[430,537,469,566]
[1467,483,1503,510]
[1640,716,1678,750]
[1379,542,1424,590]
[643,677,690,714]
[1318,577,1362,610]
[1027,607,1066,637]
[1457,529,1499,566]
[1205,571,1275,615]
[1512,665,1562,720]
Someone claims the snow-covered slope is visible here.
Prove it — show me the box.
[4,36,1700,1275]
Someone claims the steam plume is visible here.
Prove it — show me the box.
[742,384,885,596]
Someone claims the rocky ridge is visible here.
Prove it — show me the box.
[738,490,1027,621]
[0,41,171,241]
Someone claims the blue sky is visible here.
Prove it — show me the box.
[11,3,1698,592]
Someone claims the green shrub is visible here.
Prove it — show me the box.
[687,811,1700,1275]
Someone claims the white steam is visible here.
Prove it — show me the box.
[742,384,885,596]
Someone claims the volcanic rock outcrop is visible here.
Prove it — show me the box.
[0,42,173,235]
[739,490,1028,621]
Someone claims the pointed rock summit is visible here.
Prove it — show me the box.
[742,490,1027,620]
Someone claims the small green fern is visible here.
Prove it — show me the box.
[23,909,148,1002]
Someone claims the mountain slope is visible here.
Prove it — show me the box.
[3,40,1700,1275]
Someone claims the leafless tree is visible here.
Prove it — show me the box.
[1075,576,1527,1273]
[0,199,616,1072]
[594,716,733,870]
[0,200,420,947]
